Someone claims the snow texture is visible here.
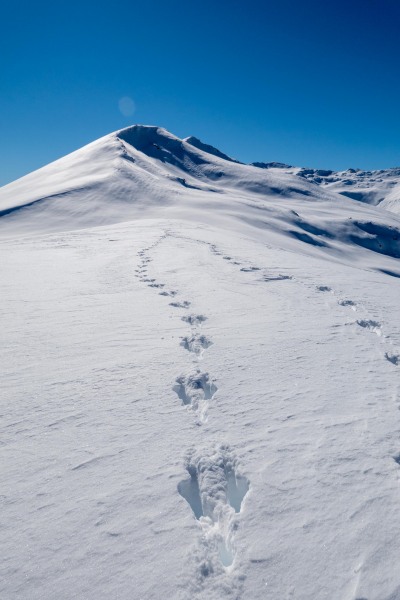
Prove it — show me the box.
[1,125,400,599]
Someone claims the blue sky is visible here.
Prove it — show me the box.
[1,0,400,185]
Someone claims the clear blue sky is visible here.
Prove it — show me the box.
[1,0,400,185]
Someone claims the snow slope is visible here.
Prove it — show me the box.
[255,163,400,214]
[295,166,400,213]
[1,126,400,600]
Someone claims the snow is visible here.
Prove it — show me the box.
[292,165,400,214]
[1,125,400,599]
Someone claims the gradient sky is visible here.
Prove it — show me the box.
[1,0,400,186]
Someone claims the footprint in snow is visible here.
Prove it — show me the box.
[356,319,382,336]
[385,352,399,366]
[240,266,261,272]
[178,445,249,568]
[317,285,332,292]
[182,314,207,327]
[173,370,217,423]
[159,290,177,297]
[181,334,213,356]
[338,299,357,309]
[263,274,292,282]
[170,301,191,308]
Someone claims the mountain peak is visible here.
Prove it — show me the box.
[183,135,240,163]
[115,126,240,165]
[116,124,181,149]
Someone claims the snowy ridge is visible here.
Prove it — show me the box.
[184,135,241,163]
[295,165,400,213]
[1,125,400,276]
[256,163,400,213]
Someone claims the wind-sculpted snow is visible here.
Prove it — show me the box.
[294,165,400,214]
[351,221,400,258]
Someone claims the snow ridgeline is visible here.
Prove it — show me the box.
[1,125,400,274]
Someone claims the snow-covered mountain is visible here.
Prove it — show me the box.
[1,125,400,267]
[296,165,400,212]
[254,161,400,213]
[1,126,400,600]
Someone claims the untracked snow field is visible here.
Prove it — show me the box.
[2,217,400,600]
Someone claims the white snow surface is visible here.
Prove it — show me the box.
[2,125,400,599]
[259,164,400,214]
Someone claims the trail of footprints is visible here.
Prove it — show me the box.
[135,236,250,579]
[316,284,400,367]
[163,234,294,283]
[208,242,293,282]
[136,234,398,583]
[317,283,400,476]
[137,233,400,586]
[137,234,400,582]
